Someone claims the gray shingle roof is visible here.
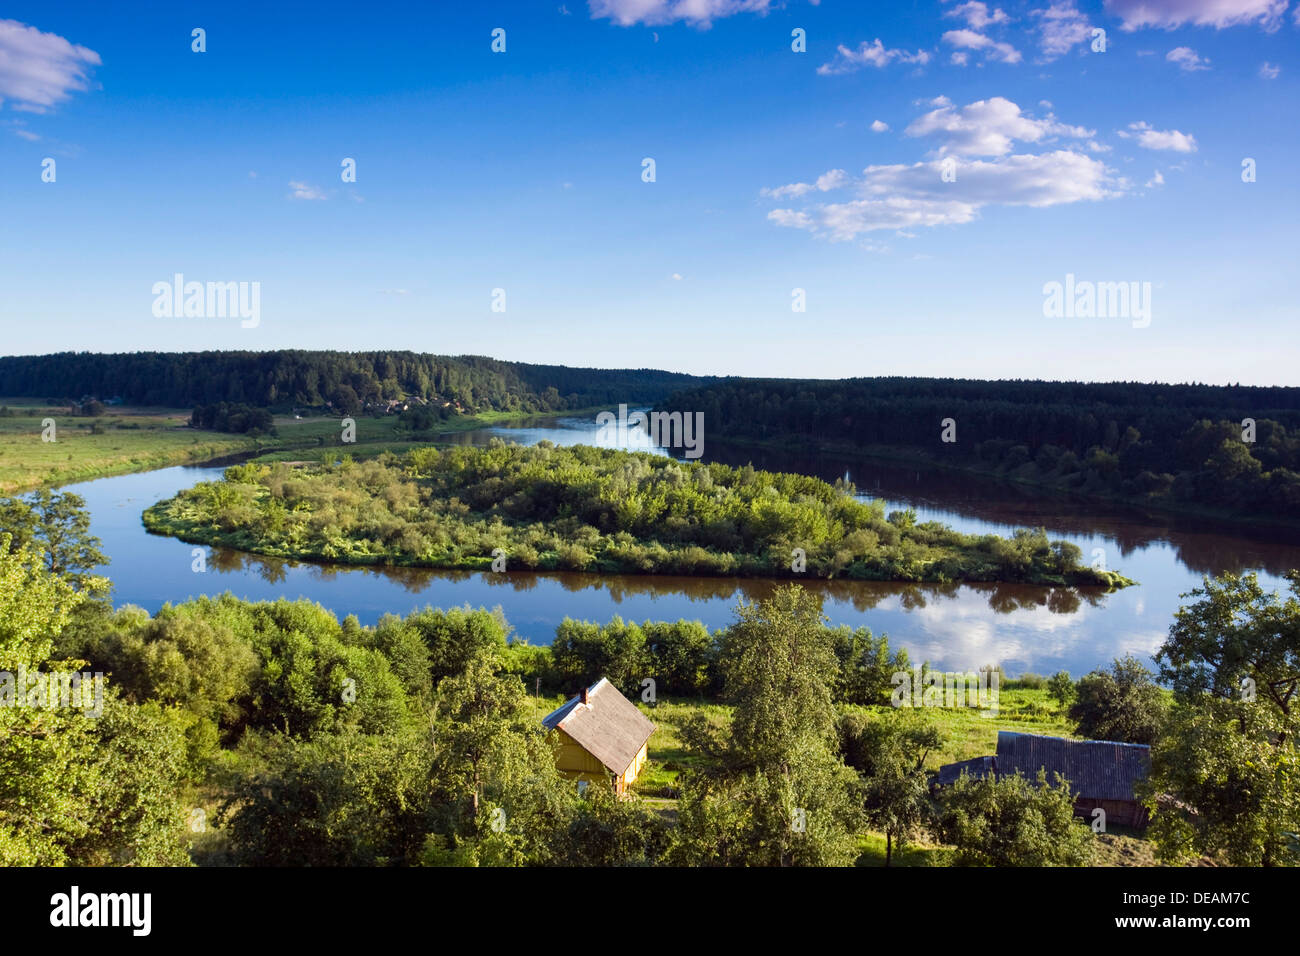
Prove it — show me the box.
[933,732,1150,802]
[542,678,655,775]
[996,731,1150,801]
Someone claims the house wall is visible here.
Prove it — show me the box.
[550,731,649,796]
[1074,797,1149,829]
[615,741,649,795]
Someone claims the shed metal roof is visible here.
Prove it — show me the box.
[933,732,1150,802]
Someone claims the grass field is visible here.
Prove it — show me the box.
[0,401,260,494]
[0,401,605,494]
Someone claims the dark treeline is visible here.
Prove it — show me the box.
[658,378,1300,518]
[190,402,275,435]
[0,351,713,415]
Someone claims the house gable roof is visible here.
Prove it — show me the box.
[542,678,656,775]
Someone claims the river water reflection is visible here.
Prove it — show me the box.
[63,414,1300,677]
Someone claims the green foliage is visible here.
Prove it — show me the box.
[1047,670,1077,708]
[1159,570,1300,720]
[840,711,944,866]
[936,769,1094,866]
[1068,655,1167,744]
[1141,699,1300,867]
[191,402,275,435]
[220,728,434,866]
[672,586,862,866]
[0,350,711,416]
[0,536,190,866]
[0,489,109,595]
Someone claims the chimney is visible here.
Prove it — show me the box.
[580,686,589,706]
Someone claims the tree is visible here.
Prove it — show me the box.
[1047,670,1076,709]
[1141,699,1299,867]
[936,770,1094,866]
[841,711,943,866]
[1158,571,1300,722]
[220,728,433,866]
[0,490,108,595]
[558,785,671,866]
[429,646,575,865]
[1068,655,1166,744]
[1142,571,1300,866]
[0,536,189,866]
[671,586,862,866]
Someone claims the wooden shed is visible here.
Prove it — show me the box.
[933,731,1151,828]
[542,678,655,796]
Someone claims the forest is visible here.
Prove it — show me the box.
[655,378,1300,519]
[0,351,714,416]
[140,442,1132,587]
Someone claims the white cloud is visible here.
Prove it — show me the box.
[941,28,1022,63]
[0,19,101,113]
[1259,61,1280,79]
[768,152,1117,241]
[945,2,1011,29]
[905,95,1092,156]
[1146,170,1165,187]
[13,127,39,141]
[1166,46,1209,71]
[1103,0,1287,32]
[951,51,970,65]
[1118,121,1197,152]
[288,180,328,200]
[817,39,931,75]
[870,119,890,132]
[763,100,1120,241]
[671,272,683,280]
[1031,2,1093,60]
[761,168,850,198]
[588,0,773,27]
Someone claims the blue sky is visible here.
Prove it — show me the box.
[2,0,1297,384]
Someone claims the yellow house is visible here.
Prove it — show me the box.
[542,678,655,796]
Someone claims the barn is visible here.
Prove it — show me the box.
[933,731,1151,828]
[542,678,655,796]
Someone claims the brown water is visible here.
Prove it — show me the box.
[62,413,1300,678]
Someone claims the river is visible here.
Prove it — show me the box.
[60,414,1300,678]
